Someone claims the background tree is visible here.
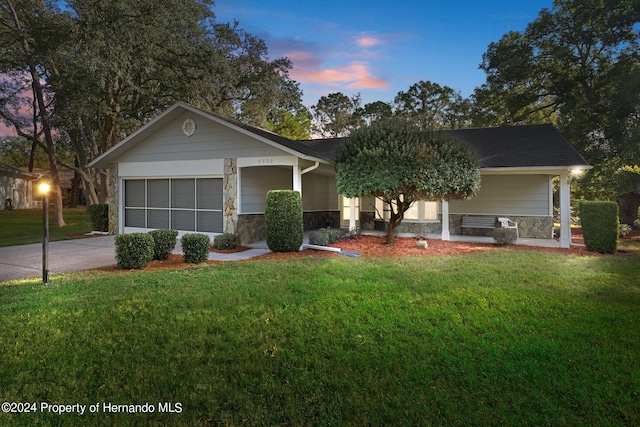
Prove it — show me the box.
[394,80,471,130]
[476,0,640,224]
[0,0,71,226]
[311,92,364,137]
[265,109,312,140]
[362,101,393,125]
[335,118,480,244]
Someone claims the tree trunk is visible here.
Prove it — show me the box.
[617,192,640,226]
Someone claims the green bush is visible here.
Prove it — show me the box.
[579,201,618,253]
[265,190,303,252]
[213,233,238,250]
[491,228,517,246]
[149,229,178,260]
[619,224,632,238]
[308,228,352,246]
[87,204,109,232]
[181,233,210,263]
[115,233,154,269]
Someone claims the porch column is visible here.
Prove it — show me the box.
[559,171,571,248]
[441,199,450,241]
[292,164,302,196]
[349,198,356,231]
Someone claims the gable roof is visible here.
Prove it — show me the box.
[90,102,589,171]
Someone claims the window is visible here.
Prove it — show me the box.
[374,198,439,221]
[123,178,223,233]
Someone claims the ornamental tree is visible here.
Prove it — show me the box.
[335,118,481,244]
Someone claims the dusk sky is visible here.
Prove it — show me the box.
[214,0,555,106]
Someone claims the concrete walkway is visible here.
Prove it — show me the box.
[0,236,271,283]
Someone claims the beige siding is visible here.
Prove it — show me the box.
[240,166,292,213]
[302,173,338,211]
[449,174,551,216]
[118,112,287,163]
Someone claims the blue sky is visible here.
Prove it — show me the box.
[214,0,555,107]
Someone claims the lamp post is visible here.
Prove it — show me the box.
[38,181,51,284]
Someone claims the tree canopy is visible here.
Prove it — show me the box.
[335,118,480,243]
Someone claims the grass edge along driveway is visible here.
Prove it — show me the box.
[1,250,639,426]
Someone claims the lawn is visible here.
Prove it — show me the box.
[0,208,93,247]
[1,251,639,425]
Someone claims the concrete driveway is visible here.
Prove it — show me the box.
[0,236,117,282]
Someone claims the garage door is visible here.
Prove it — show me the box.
[123,178,223,233]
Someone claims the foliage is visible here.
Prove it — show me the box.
[213,233,238,250]
[579,201,619,254]
[619,224,632,238]
[1,253,639,425]
[311,92,364,137]
[475,0,640,206]
[264,190,303,252]
[394,80,472,129]
[265,109,312,140]
[335,118,480,243]
[114,233,154,269]
[308,228,352,246]
[87,204,109,232]
[181,233,210,264]
[148,229,178,260]
[491,227,518,246]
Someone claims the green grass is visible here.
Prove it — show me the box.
[1,251,639,425]
[0,208,93,247]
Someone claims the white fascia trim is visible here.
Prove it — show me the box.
[480,166,592,175]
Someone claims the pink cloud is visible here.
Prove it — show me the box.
[290,61,389,90]
[356,35,383,48]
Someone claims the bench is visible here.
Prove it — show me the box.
[461,216,497,232]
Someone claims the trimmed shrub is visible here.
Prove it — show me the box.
[88,204,109,232]
[149,229,178,260]
[213,233,238,250]
[308,228,352,246]
[264,190,303,252]
[491,228,517,246]
[579,201,618,253]
[619,224,632,238]
[181,233,210,264]
[115,233,154,269]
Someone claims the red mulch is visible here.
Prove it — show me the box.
[93,229,639,273]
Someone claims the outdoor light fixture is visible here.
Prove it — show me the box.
[38,181,51,284]
[570,168,584,177]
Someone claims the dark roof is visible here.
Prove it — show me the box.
[0,162,39,180]
[189,110,590,169]
[445,124,589,169]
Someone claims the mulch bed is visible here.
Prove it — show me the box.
[93,229,639,273]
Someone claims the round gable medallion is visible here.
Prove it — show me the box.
[182,118,196,137]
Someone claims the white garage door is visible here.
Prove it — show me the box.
[123,178,223,234]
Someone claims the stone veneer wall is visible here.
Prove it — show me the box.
[223,158,238,234]
[108,165,118,234]
[237,211,341,245]
[370,215,553,239]
[449,214,553,238]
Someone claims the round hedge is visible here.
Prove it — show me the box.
[265,190,303,252]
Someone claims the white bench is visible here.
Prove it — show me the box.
[461,216,497,232]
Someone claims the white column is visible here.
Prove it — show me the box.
[349,198,356,231]
[559,171,571,248]
[292,165,302,195]
[441,199,450,241]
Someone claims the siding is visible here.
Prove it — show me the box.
[449,174,551,216]
[118,112,287,163]
[240,166,292,213]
